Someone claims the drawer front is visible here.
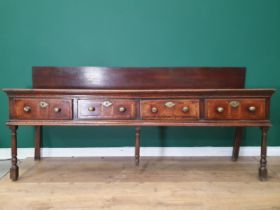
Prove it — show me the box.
[205,99,266,120]
[140,99,200,119]
[11,98,72,120]
[78,99,136,119]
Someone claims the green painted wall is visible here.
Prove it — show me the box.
[0,0,279,148]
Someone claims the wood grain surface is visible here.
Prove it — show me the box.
[32,67,246,89]
[0,157,279,210]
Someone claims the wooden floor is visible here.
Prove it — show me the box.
[0,157,280,210]
[0,160,9,178]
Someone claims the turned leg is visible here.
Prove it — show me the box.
[135,126,141,166]
[34,126,42,160]
[9,125,19,181]
[259,127,269,181]
[232,127,243,161]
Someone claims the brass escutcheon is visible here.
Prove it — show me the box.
[229,101,240,108]
[102,101,112,107]
[39,101,49,108]
[165,101,176,108]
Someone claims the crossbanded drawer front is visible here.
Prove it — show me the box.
[77,99,136,119]
[140,99,200,119]
[205,98,266,120]
[10,98,72,120]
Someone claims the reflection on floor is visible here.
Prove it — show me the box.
[0,160,9,179]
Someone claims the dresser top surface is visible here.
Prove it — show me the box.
[3,88,275,97]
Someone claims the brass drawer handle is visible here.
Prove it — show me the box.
[88,106,95,112]
[53,107,61,113]
[151,107,158,113]
[230,101,240,108]
[248,106,256,112]
[23,106,31,113]
[182,106,189,113]
[216,107,224,113]
[39,101,49,108]
[119,106,126,112]
[165,101,176,108]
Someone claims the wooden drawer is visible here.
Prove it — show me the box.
[78,99,136,119]
[205,99,266,120]
[10,98,72,120]
[140,99,200,119]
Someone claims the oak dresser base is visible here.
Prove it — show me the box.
[4,67,275,181]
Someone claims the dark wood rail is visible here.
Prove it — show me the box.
[32,67,246,89]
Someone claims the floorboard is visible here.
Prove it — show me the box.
[0,157,279,210]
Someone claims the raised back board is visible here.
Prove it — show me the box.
[32,67,246,89]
